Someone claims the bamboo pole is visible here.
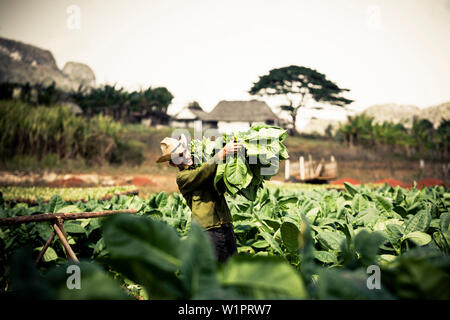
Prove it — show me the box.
[56,218,69,259]
[53,223,79,263]
[35,230,56,265]
[0,209,137,226]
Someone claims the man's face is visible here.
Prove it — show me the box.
[169,152,192,167]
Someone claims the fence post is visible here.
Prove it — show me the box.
[300,156,305,181]
[420,159,425,169]
[285,159,290,181]
[308,154,313,177]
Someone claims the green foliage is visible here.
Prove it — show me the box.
[249,65,353,132]
[219,255,306,299]
[1,183,449,299]
[381,247,450,299]
[4,249,130,300]
[190,124,289,201]
[102,214,183,299]
[336,114,450,160]
[70,84,173,118]
[0,100,144,165]
[0,185,137,202]
[0,82,61,105]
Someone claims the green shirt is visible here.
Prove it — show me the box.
[176,154,233,230]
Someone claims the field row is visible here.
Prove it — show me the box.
[0,183,449,299]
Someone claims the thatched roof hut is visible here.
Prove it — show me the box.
[207,100,279,123]
[171,100,282,132]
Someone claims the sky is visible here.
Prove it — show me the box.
[1,0,450,116]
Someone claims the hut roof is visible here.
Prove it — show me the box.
[207,100,279,122]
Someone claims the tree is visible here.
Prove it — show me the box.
[187,101,202,110]
[146,87,174,113]
[249,65,353,134]
[435,119,450,161]
[70,85,174,121]
[411,117,434,153]
[338,114,374,148]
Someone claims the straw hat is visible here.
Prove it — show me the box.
[156,134,188,163]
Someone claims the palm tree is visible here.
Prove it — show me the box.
[411,117,434,154]
[434,119,450,161]
[337,114,374,147]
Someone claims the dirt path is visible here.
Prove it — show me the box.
[0,170,446,195]
[0,171,179,192]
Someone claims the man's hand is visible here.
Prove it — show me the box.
[217,142,243,161]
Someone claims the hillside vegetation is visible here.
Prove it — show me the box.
[0,100,146,166]
[336,114,449,161]
[0,100,447,186]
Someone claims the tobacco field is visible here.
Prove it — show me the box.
[0,183,449,300]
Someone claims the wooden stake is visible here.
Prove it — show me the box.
[308,154,313,177]
[56,218,69,259]
[53,223,79,263]
[300,157,305,181]
[285,159,290,181]
[35,230,56,265]
[0,209,137,226]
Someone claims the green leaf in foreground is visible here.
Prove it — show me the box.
[219,255,307,299]
[316,230,346,252]
[225,153,250,188]
[43,247,58,262]
[313,250,338,264]
[179,222,223,299]
[353,230,386,267]
[404,209,431,234]
[440,212,450,232]
[402,231,432,246]
[102,214,183,299]
[45,261,130,300]
[344,182,358,197]
[381,247,450,299]
[317,268,394,300]
[280,221,301,252]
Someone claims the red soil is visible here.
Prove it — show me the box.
[49,177,85,187]
[374,178,409,188]
[416,178,444,188]
[131,176,156,186]
[330,178,361,185]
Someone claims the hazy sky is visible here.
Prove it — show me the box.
[1,0,450,115]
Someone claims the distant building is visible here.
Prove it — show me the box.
[58,101,83,115]
[133,110,171,126]
[171,100,281,133]
[170,105,216,132]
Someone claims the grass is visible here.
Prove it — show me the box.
[0,185,138,203]
[0,113,447,187]
[265,180,385,192]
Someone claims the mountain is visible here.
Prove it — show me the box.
[360,103,449,128]
[0,37,95,91]
[420,102,450,127]
[361,104,420,127]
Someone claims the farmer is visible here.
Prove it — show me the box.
[156,134,242,263]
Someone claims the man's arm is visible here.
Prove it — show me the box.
[176,142,242,194]
[176,154,220,194]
